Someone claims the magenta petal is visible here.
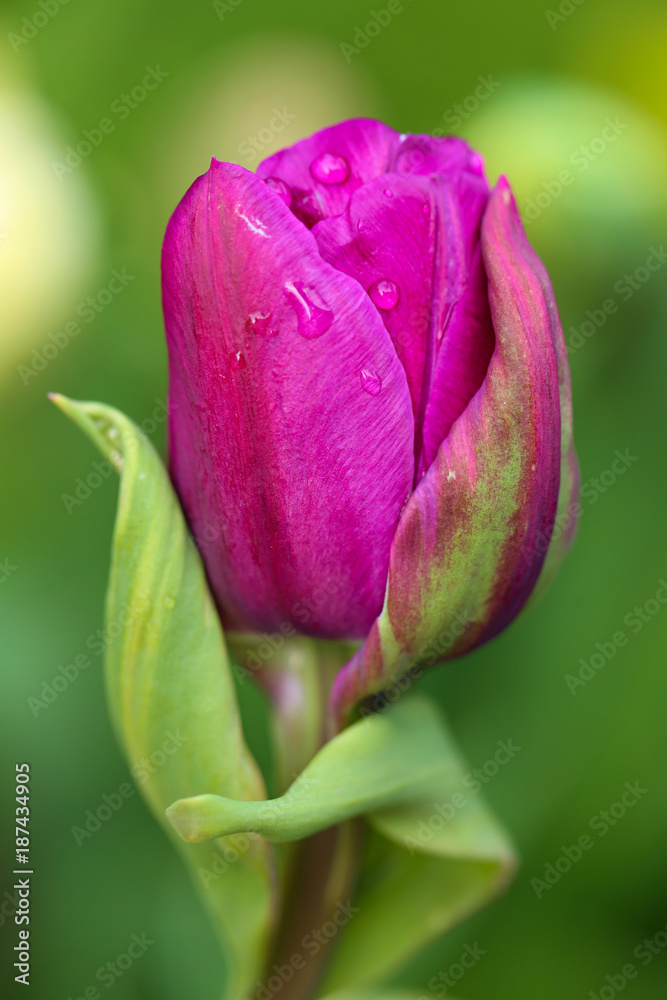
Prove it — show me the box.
[163,160,414,640]
[313,172,436,466]
[392,133,487,184]
[330,178,567,723]
[419,171,494,474]
[256,118,400,228]
[420,239,495,474]
[314,168,493,476]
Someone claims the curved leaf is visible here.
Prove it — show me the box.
[167,698,466,843]
[165,691,515,991]
[51,395,276,1000]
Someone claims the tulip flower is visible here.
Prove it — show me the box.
[162,117,577,720]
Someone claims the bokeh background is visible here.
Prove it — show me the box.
[1,0,666,997]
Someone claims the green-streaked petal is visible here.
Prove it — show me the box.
[330,177,573,725]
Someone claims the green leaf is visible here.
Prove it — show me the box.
[166,697,465,843]
[322,706,515,992]
[51,395,276,1000]
[165,691,515,991]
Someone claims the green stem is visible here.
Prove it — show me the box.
[257,821,362,1000]
[228,637,359,1000]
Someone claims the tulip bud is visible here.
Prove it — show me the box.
[162,118,576,718]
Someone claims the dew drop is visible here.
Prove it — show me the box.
[310,152,350,185]
[285,281,333,339]
[229,350,246,370]
[368,279,400,311]
[245,311,278,337]
[357,219,366,232]
[163,595,176,610]
[383,187,393,198]
[265,176,292,206]
[291,188,324,226]
[360,369,382,396]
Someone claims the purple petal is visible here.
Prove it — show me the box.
[420,236,495,476]
[256,118,400,228]
[313,172,436,469]
[330,178,566,724]
[419,168,494,475]
[163,159,414,640]
[313,164,492,476]
[391,133,487,183]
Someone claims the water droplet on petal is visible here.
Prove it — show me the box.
[360,369,382,396]
[310,152,350,185]
[229,350,246,370]
[357,219,365,232]
[368,279,400,311]
[285,281,333,339]
[245,311,278,337]
[421,202,429,214]
[291,188,324,227]
[265,176,292,206]
[383,188,393,198]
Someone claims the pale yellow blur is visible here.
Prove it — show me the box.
[153,34,379,217]
[0,71,99,378]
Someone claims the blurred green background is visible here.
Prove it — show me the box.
[1,0,666,996]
